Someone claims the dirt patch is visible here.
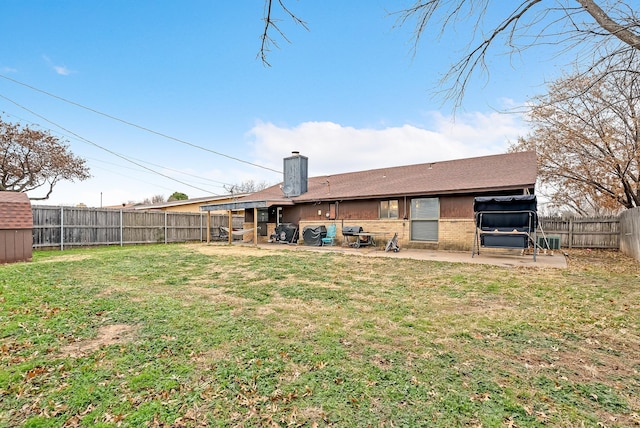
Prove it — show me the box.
[37,254,93,263]
[59,324,137,357]
[184,285,253,308]
[435,296,517,316]
[194,243,282,258]
[193,243,337,260]
[253,296,325,335]
[191,345,233,369]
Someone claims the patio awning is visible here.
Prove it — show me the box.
[200,198,294,212]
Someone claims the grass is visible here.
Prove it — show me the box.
[0,243,639,427]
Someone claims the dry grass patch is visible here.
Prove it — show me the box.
[194,243,289,258]
[36,253,93,263]
[59,324,137,358]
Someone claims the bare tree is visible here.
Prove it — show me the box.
[224,180,270,194]
[511,51,640,214]
[0,117,90,200]
[395,0,640,107]
[261,1,640,106]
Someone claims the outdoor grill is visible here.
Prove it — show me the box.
[342,226,363,236]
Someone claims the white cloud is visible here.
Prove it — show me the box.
[247,111,527,177]
[35,111,529,206]
[42,55,74,76]
[53,65,72,76]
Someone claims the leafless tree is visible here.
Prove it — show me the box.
[140,194,166,205]
[224,180,270,194]
[0,117,90,200]
[261,1,640,106]
[394,0,640,107]
[511,50,640,214]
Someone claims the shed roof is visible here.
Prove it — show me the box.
[202,151,537,211]
[0,192,33,230]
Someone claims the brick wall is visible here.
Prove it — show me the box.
[297,219,475,250]
[438,219,476,251]
[257,218,477,250]
[299,219,402,248]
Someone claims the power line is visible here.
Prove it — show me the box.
[87,157,230,192]
[125,155,238,189]
[89,163,179,194]
[0,94,221,195]
[1,109,237,190]
[0,73,283,175]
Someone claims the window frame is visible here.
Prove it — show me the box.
[379,200,399,219]
[410,197,439,242]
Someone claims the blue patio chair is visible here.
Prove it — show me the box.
[322,223,337,246]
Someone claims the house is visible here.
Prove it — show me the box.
[0,191,33,263]
[200,151,537,251]
[134,194,250,213]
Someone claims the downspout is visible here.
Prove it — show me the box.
[404,196,408,219]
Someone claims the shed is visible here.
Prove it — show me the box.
[0,192,33,263]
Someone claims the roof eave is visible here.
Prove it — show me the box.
[291,183,536,202]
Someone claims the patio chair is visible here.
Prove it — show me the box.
[321,223,337,246]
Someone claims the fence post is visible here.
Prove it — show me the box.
[165,212,168,244]
[568,217,573,249]
[120,210,124,246]
[60,206,64,251]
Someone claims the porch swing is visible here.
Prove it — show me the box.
[472,195,539,261]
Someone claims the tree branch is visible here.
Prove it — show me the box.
[259,0,309,66]
[576,0,640,49]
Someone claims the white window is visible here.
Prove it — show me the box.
[380,200,399,219]
[411,198,439,241]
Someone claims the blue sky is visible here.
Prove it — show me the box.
[1,1,564,206]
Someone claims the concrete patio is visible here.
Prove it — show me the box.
[259,243,567,269]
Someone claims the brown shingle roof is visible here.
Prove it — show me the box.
[243,151,537,204]
[0,192,33,230]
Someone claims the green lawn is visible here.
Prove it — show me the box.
[1,244,638,427]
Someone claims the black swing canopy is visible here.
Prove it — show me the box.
[472,195,538,260]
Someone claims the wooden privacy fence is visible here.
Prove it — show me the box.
[30,207,627,251]
[538,216,620,249]
[32,206,243,249]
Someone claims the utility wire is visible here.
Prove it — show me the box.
[0,93,220,195]
[125,155,238,188]
[0,74,283,174]
[1,109,236,190]
[87,157,230,192]
[89,163,179,194]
